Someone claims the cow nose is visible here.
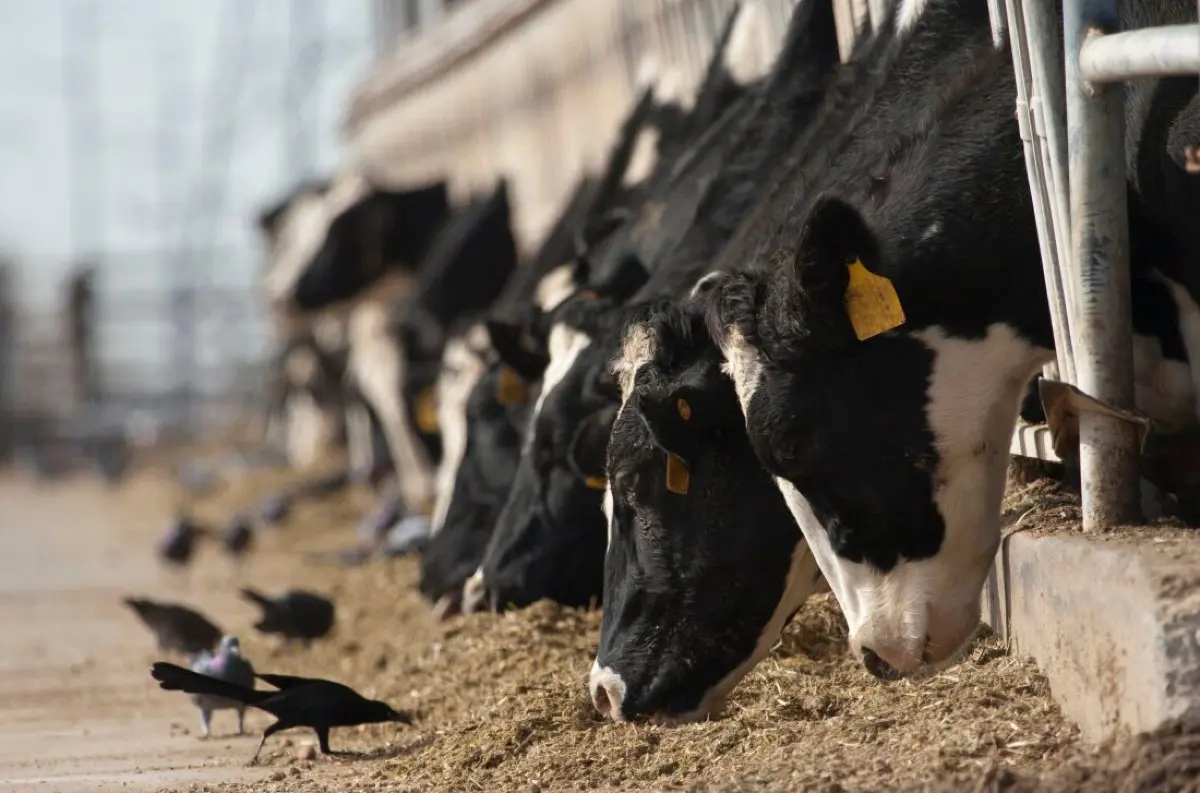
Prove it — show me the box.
[861,646,901,681]
[588,663,627,722]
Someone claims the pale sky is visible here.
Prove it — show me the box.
[0,0,375,288]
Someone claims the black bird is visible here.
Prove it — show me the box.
[221,514,255,558]
[240,588,335,643]
[150,662,411,763]
[157,515,208,567]
[257,492,292,525]
[123,597,223,656]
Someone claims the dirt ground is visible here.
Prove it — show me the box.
[2,453,1198,793]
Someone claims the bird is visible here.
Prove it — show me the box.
[240,588,336,644]
[157,515,208,567]
[356,493,402,548]
[257,492,292,525]
[123,597,223,656]
[150,662,411,763]
[221,514,255,558]
[187,635,257,738]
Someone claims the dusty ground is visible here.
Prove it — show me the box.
[2,454,1198,793]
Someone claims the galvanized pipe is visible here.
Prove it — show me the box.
[1080,24,1200,82]
[1064,0,1141,528]
[1005,0,1078,387]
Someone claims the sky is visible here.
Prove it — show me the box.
[0,0,376,293]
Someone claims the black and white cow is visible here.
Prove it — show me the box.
[603,0,1199,718]
[459,0,842,616]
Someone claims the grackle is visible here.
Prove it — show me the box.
[150,662,411,763]
[240,587,335,643]
[123,597,223,656]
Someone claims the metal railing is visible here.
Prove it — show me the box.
[1000,0,1200,529]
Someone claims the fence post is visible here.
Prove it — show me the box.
[1063,0,1140,529]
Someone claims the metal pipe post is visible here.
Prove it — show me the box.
[1080,24,1200,82]
[1063,0,1140,528]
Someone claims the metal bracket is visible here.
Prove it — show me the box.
[1038,378,1152,460]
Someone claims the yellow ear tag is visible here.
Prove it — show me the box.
[844,258,906,341]
[665,453,690,495]
[496,366,528,406]
[677,398,692,421]
[584,476,607,491]
[415,387,439,434]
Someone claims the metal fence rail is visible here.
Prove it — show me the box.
[1002,0,1200,529]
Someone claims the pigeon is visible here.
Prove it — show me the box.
[123,597,223,656]
[157,515,208,567]
[356,494,402,548]
[186,635,257,738]
[151,663,411,764]
[381,515,430,558]
[221,514,254,558]
[257,492,292,525]
[240,588,335,643]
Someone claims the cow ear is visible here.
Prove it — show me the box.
[485,319,548,382]
[796,195,902,342]
[567,405,618,486]
[635,386,703,466]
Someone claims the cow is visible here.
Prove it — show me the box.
[417,54,708,615]
[461,0,843,617]
[603,0,1199,718]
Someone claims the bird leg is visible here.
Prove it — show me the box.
[315,726,332,755]
[198,709,212,739]
[249,722,285,766]
[236,707,246,735]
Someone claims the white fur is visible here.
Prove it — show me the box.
[535,264,577,312]
[723,0,772,86]
[587,660,629,722]
[347,301,435,516]
[602,486,615,551]
[430,326,489,536]
[525,323,592,452]
[896,0,932,34]
[263,171,369,307]
[462,567,487,614]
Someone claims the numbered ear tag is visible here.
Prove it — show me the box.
[496,366,528,405]
[584,476,607,491]
[844,258,906,341]
[677,398,692,421]
[415,387,439,434]
[665,453,690,495]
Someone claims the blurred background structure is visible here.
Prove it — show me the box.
[0,0,875,468]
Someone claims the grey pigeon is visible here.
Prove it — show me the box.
[240,588,335,643]
[187,635,257,738]
[381,515,431,558]
[123,597,222,656]
[357,493,402,547]
[221,514,254,558]
[158,515,208,567]
[257,492,292,525]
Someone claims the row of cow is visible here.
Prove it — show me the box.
[258,0,1199,725]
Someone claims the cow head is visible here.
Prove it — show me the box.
[590,296,824,722]
[464,256,650,614]
[419,353,538,615]
[703,196,1048,680]
[264,174,449,315]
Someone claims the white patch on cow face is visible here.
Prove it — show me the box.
[1166,279,1200,425]
[623,127,663,188]
[347,301,435,516]
[921,221,941,241]
[724,0,772,86]
[430,330,488,536]
[588,659,629,722]
[718,328,765,413]
[525,323,592,452]
[535,264,577,312]
[263,171,369,308]
[613,324,657,401]
[602,486,615,551]
[462,567,487,614]
[896,0,932,33]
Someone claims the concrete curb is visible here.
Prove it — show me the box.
[983,530,1200,742]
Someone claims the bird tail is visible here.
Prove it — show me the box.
[151,662,270,705]
[123,597,156,621]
